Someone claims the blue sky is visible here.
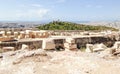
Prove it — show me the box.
[0,0,120,21]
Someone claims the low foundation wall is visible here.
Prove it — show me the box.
[75,36,116,49]
[0,35,118,51]
[53,36,117,49]
[0,40,42,50]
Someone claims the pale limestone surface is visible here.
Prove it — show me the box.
[0,50,120,74]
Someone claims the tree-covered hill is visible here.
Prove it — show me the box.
[37,21,118,31]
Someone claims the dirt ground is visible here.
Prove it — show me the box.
[0,50,120,74]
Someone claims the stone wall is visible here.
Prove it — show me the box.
[0,35,118,51]
[75,36,116,49]
[52,36,117,50]
[0,40,42,50]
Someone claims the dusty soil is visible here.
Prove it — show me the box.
[0,50,120,74]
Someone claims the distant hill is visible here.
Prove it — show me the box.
[84,21,120,29]
[37,21,118,31]
[0,22,41,28]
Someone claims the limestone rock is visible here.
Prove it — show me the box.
[93,48,105,52]
[34,49,47,56]
[24,51,35,57]
[2,47,14,52]
[42,39,55,50]
[86,43,107,52]
[113,51,120,56]
[112,41,120,50]
[66,38,75,43]
[21,44,29,50]
[64,38,77,51]
[13,58,22,65]
[93,43,107,52]
[85,44,93,52]
[109,48,116,54]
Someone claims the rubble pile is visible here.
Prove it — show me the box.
[85,41,120,58]
[0,48,48,65]
[86,43,107,52]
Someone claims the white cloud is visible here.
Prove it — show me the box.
[15,3,51,20]
[19,4,42,8]
[15,9,50,20]
[85,5,103,8]
[0,8,50,21]
[31,4,42,7]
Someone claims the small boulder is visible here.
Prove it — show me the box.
[112,41,120,51]
[13,58,22,65]
[112,48,120,56]
[93,43,107,52]
[34,49,47,56]
[86,43,108,52]
[21,44,29,50]
[93,48,105,52]
[85,44,93,52]
[2,47,14,52]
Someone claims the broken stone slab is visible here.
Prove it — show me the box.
[65,38,75,43]
[24,51,35,57]
[13,58,22,65]
[21,44,29,50]
[64,38,76,51]
[12,49,47,64]
[34,49,47,56]
[15,49,28,54]
[2,47,15,52]
[112,48,120,56]
[64,43,76,48]
[93,48,105,52]
[103,48,116,54]
[65,48,70,51]
[16,49,47,59]
[85,44,94,52]
[13,50,31,59]
[113,51,120,56]
[112,41,120,50]
[98,47,116,58]
[86,43,107,52]
[93,43,107,52]
[109,48,116,54]
[93,43,107,49]
[17,51,35,59]
[64,42,77,51]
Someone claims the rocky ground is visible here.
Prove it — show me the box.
[0,49,120,74]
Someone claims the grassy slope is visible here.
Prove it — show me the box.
[37,21,118,31]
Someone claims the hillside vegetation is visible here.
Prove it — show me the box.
[37,21,118,31]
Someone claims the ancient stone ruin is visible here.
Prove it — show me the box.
[0,30,120,52]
